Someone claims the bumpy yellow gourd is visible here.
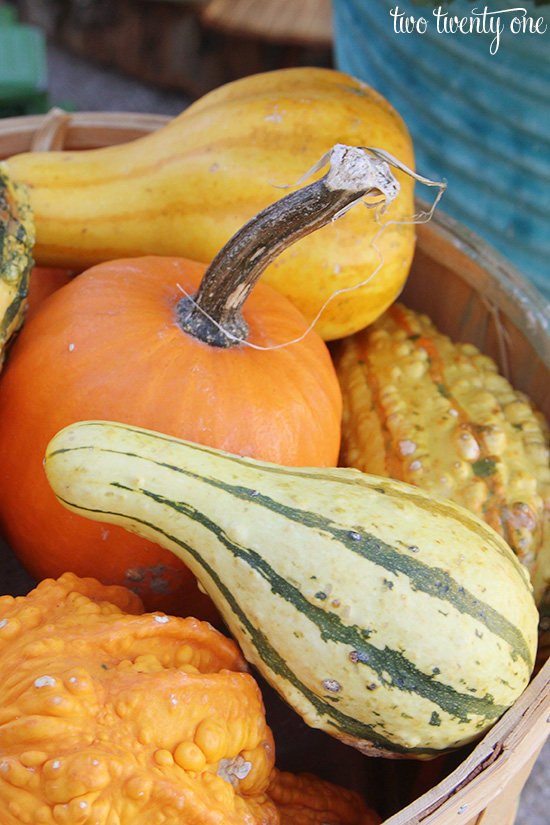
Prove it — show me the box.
[335,302,550,606]
[0,573,380,825]
[6,68,416,339]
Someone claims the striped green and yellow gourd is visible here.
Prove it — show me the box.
[44,420,538,760]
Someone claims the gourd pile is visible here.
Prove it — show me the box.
[0,67,548,825]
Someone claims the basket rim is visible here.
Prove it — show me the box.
[384,652,550,824]
[0,109,171,156]
[416,201,550,364]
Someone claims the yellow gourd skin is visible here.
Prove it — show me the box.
[0,573,380,825]
[335,302,550,606]
[6,68,416,340]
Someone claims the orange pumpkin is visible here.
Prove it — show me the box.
[25,266,74,320]
[0,254,342,618]
[0,573,380,825]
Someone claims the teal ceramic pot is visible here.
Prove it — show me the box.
[332,0,550,305]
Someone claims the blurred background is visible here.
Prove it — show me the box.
[2,0,548,303]
[0,1,549,822]
[0,0,333,116]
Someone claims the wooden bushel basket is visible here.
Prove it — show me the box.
[0,110,549,825]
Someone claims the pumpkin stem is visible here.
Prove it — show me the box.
[175,144,401,348]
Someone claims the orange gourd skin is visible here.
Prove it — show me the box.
[0,573,379,825]
[25,267,74,321]
[0,257,342,618]
[268,771,381,825]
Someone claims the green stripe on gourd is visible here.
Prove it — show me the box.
[56,480,512,749]
[106,470,530,671]
[45,421,539,758]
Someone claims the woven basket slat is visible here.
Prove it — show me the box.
[403,210,550,423]
[0,111,169,156]
[384,653,550,824]
[472,753,537,824]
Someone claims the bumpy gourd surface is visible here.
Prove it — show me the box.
[0,161,34,359]
[336,302,550,605]
[0,573,379,825]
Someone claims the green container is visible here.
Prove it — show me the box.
[0,16,49,117]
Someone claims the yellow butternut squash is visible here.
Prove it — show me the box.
[6,68,416,339]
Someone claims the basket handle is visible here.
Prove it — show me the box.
[30,107,72,152]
